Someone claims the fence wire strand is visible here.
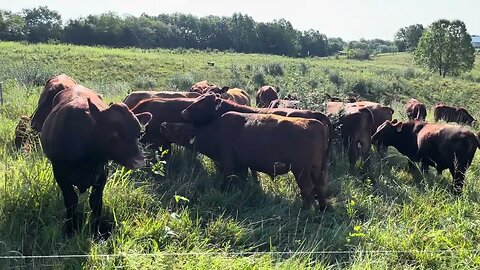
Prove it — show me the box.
[1,249,480,260]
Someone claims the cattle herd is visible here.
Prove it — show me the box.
[13,74,480,237]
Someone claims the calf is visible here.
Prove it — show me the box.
[161,112,329,210]
[372,120,479,193]
[131,97,197,155]
[434,104,475,125]
[123,91,201,108]
[256,85,278,108]
[405,99,427,121]
[41,85,151,236]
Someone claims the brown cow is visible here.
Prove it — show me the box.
[41,85,152,236]
[160,112,329,210]
[123,91,201,108]
[372,120,479,193]
[31,74,77,133]
[180,93,333,159]
[405,99,427,121]
[131,97,198,156]
[209,87,251,106]
[326,101,373,172]
[434,104,475,126]
[256,85,278,108]
[189,80,223,94]
[347,101,394,155]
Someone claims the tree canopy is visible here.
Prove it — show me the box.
[414,19,475,77]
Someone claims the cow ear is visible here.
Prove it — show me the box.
[88,98,101,118]
[135,112,152,127]
[220,86,229,93]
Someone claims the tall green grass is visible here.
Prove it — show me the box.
[0,42,480,268]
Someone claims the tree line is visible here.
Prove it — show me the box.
[0,6,401,57]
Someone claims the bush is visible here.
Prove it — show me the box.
[299,62,310,75]
[134,75,157,90]
[264,62,284,76]
[167,73,196,91]
[328,71,342,87]
[252,69,266,87]
[347,49,370,60]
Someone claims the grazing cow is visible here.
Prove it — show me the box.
[256,86,278,108]
[268,99,301,109]
[31,74,77,133]
[326,101,373,172]
[160,112,329,209]
[372,120,479,193]
[189,80,223,94]
[434,104,475,126]
[131,97,198,155]
[405,99,427,121]
[41,85,152,236]
[123,91,201,108]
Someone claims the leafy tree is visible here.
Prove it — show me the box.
[395,24,424,52]
[328,37,345,55]
[414,19,475,77]
[0,10,25,41]
[299,29,328,57]
[23,6,62,42]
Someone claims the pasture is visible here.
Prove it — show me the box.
[0,42,480,269]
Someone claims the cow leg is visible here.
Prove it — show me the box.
[54,167,78,237]
[421,162,429,175]
[89,168,107,236]
[311,166,328,211]
[293,168,315,210]
[347,139,359,172]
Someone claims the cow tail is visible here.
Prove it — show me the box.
[326,121,334,165]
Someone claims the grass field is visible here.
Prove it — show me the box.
[0,42,480,269]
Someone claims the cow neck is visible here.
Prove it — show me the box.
[191,121,221,160]
[217,100,259,116]
[389,122,419,159]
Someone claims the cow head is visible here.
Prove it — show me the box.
[182,93,222,125]
[88,99,152,169]
[371,119,402,148]
[159,122,196,147]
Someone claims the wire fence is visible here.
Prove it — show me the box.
[1,249,480,260]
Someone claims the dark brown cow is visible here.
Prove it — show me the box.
[160,112,329,209]
[123,91,201,108]
[372,120,479,193]
[405,99,427,121]
[31,74,77,133]
[434,104,475,126]
[41,85,152,236]
[131,97,197,155]
[256,85,278,108]
[326,101,373,172]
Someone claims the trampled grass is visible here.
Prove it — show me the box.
[0,42,480,269]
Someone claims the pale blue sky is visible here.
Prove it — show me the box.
[2,0,479,41]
